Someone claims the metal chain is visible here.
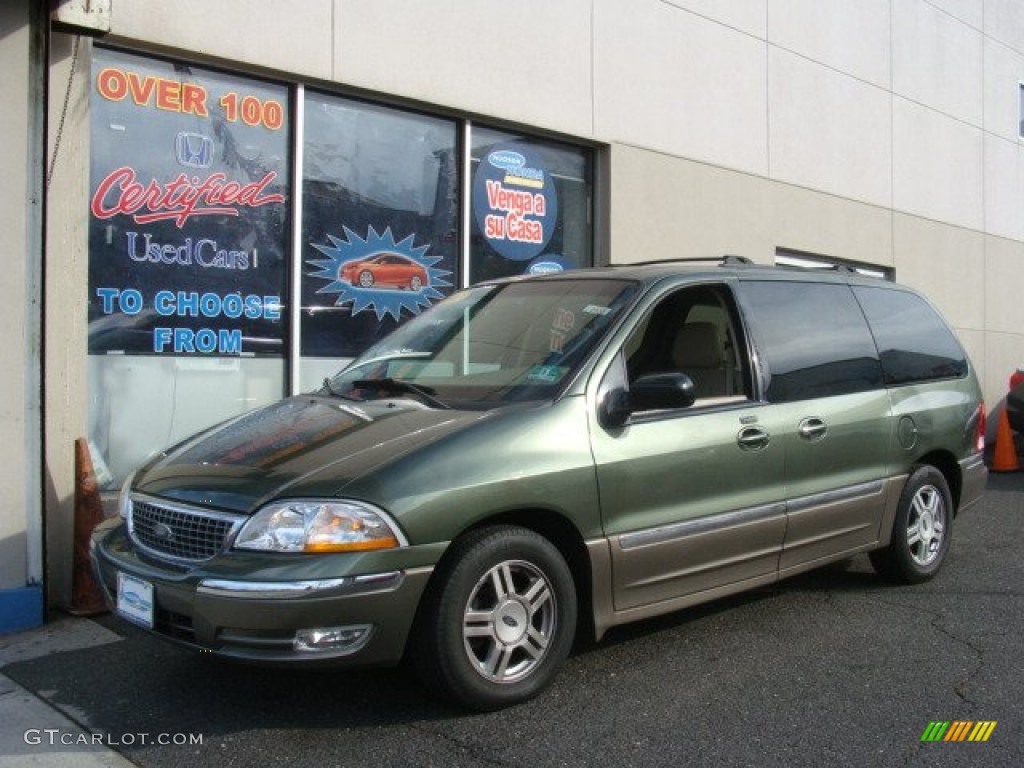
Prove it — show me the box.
[46,35,80,191]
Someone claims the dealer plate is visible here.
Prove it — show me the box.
[116,571,154,629]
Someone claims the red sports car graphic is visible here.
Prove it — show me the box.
[340,252,429,291]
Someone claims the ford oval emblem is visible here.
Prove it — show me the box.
[488,150,525,172]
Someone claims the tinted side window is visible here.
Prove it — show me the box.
[852,286,967,385]
[741,281,882,403]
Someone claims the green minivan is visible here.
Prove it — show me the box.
[91,258,987,710]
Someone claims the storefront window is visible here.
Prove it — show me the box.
[88,48,290,485]
[87,49,594,485]
[300,93,459,390]
[470,127,592,284]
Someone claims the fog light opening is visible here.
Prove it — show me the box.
[293,624,374,654]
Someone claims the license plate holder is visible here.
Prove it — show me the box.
[116,571,154,629]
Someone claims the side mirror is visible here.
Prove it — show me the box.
[599,373,696,428]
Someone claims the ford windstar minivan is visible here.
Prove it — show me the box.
[92,257,987,710]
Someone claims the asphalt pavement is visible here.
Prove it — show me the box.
[3,471,1023,768]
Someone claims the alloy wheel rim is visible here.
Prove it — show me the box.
[462,559,556,684]
[906,484,946,566]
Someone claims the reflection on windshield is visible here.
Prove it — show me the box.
[326,279,639,409]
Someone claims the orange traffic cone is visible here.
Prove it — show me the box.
[68,438,109,615]
[990,408,1019,473]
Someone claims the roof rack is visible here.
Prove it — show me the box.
[618,255,754,268]
[722,254,754,265]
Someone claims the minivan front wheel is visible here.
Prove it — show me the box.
[870,465,953,584]
[413,526,577,710]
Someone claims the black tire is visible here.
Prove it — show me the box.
[409,275,423,291]
[412,526,576,711]
[869,465,953,584]
[358,270,374,288]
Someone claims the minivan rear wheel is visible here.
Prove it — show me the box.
[412,526,576,710]
[870,465,953,584]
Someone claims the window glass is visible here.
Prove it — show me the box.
[852,286,967,385]
[300,93,459,388]
[88,48,290,485]
[624,285,752,403]
[741,281,882,402]
[87,52,598,481]
[327,279,639,408]
[470,127,592,284]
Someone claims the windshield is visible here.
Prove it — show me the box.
[325,278,640,408]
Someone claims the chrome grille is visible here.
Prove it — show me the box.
[130,497,241,563]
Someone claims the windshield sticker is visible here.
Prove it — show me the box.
[527,365,563,383]
[308,226,452,321]
[583,304,612,316]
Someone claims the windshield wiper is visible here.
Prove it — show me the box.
[351,378,451,410]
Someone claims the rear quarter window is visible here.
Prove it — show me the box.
[741,281,883,403]
[852,286,967,385]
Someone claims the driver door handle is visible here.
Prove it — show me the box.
[798,417,828,441]
[737,426,771,451]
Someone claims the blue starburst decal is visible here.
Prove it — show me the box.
[308,226,452,321]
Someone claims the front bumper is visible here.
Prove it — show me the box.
[90,517,437,667]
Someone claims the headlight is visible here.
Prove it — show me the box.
[234,500,406,553]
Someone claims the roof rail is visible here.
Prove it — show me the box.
[618,255,754,268]
[722,254,754,265]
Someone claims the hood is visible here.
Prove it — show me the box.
[132,395,492,512]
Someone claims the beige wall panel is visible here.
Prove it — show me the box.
[662,0,767,38]
[44,35,92,607]
[0,1,31,588]
[891,214,985,332]
[893,0,983,126]
[767,0,890,87]
[986,0,1024,55]
[927,0,983,30]
[607,143,894,270]
[768,184,893,267]
[594,0,767,175]
[984,331,1023,412]
[984,234,1024,334]
[109,0,333,80]
[768,48,891,206]
[956,329,987,402]
[893,97,983,230]
[607,145,773,264]
[334,0,594,138]
[983,37,1024,143]
[982,233,1024,433]
[984,134,1024,241]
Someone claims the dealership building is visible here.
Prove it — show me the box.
[2,0,1023,631]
